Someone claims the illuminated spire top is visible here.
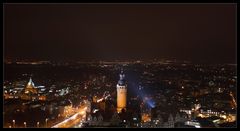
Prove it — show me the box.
[27,77,35,87]
[118,70,126,86]
[29,77,32,83]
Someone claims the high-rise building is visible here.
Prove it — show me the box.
[116,70,127,113]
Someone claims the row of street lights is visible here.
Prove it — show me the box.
[10,118,48,128]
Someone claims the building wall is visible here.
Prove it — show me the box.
[117,85,127,113]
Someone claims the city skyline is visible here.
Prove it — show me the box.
[3,3,237,128]
[4,3,237,63]
[3,60,237,128]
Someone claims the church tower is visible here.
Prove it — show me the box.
[116,70,127,113]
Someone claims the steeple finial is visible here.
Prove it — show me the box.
[118,70,126,85]
[27,77,35,87]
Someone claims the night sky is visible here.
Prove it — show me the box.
[4,4,236,63]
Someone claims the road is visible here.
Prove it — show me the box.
[52,106,87,128]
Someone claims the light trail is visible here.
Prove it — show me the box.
[229,91,237,109]
[52,106,87,128]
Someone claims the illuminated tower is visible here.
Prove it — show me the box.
[116,70,127,113]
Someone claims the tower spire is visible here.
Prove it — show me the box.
[29,77,32,83]
[27,77,35,87]
[118,70,126,86]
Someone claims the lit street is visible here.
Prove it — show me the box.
[52,106,87,128]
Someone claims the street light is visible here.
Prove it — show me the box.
[24,122,27,128]
[37,122,40,128]
[12,120,15,128]
[45,118,48,127]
